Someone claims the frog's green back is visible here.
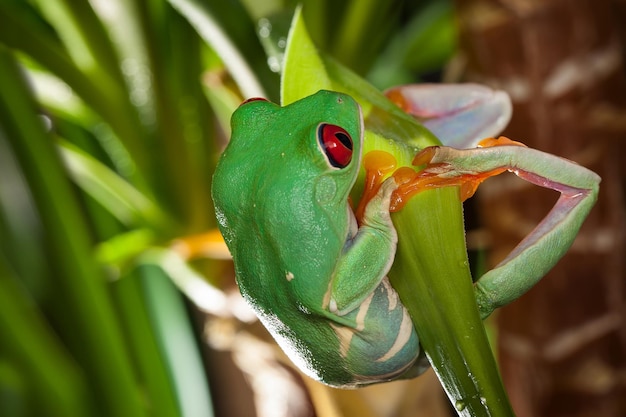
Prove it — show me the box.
[211,90,368,385]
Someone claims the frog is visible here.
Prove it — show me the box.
[211,89,600,388]
[212,90,422,387]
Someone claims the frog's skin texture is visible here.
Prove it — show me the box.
[212,91,423,387]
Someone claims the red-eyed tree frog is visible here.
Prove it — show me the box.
[211,89,600,388]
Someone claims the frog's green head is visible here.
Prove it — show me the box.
[212,90,362,264]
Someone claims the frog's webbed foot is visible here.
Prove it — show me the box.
[389,137,527,209]
[364,137,600,319]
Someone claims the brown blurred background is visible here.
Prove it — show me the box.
[455,0,626,415]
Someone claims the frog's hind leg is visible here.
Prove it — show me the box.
[332,277,421,385]
[392,137,600,319]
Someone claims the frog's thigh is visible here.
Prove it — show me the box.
[332,277,419,378]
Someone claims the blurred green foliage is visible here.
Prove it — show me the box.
[0,1,455,416]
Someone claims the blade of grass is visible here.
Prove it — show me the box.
[128,0,217,228]
[0,128,48,300]
[111,269,183,417]
[331,0,398,74]
[167,0,278,100]
[0,2,152,190]
[0,47,146,417]
[0,254,93,417]
[367,0,457,88]
[32,0,126,86]
[138,254,215,417]
[58,140,171,230]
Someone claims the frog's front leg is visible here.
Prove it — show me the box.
[393,137,601,319]
[327,178,423,384]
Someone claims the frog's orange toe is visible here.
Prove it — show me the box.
[478,136,527,148]
[411,146,439,166]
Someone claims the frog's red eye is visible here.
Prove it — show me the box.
[240,97,269,106]
[318,123,353,169]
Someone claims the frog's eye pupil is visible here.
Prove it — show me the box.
[318,123,353,169]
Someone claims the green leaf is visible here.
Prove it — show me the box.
[330,0,399,74]
[0,2,151,189]
[281,6,332,105]
[390,193,515,417]
[0,255,92,416]
[59,141,171,230]
[111,269,183,417]
[167,0,279,100]
[368,0,458,88]
[135,254,215,417]
[0,47,147,417]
